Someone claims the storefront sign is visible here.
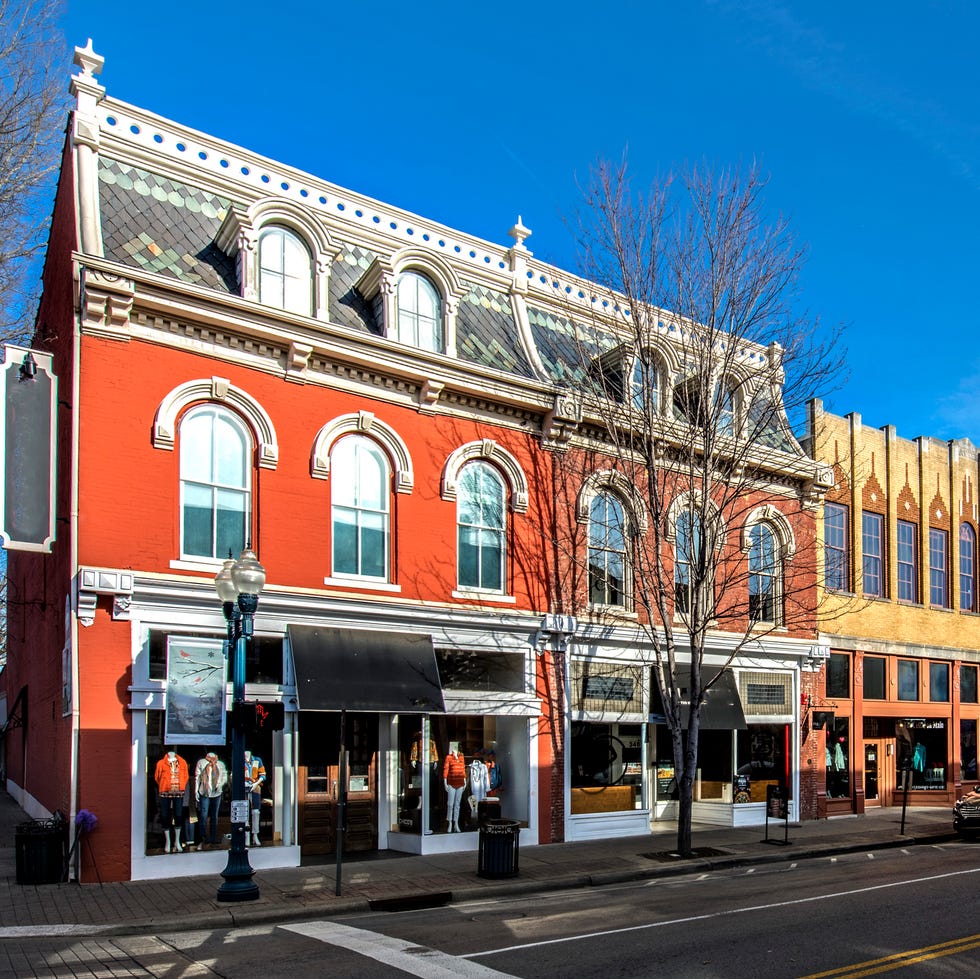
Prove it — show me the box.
[1,345,57,551]
[164,637,227,745]
[582,676,635,702]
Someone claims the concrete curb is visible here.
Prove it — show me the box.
[50,828,958,939]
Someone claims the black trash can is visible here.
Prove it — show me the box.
[477,818,520,879]
[15,814,69,885]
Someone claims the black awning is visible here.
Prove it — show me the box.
[288,625,444,713]
[650,668,747,730]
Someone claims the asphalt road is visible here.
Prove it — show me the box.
[8,841,980,977]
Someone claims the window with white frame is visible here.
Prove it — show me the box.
[457,462,506,592]
[396,271,442,351]
[960,523,977,612]
[179,406,251,560]
[630,353,663,415]
[929,527,949,608]
[331,436,390,580]
[897,519,918,602]
[748,521,780,624]
[716,380,736,436]
[824,502,849,592]
[258,225,312,315]
[588,492,628,607]
[862,511,884,598]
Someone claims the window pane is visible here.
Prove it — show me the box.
[929,662,949,702]
[215,489,247,558]
[396,273,441,350]
[962,665,979,704]
[827,653,850,699]
[897,660,919,701]
[360,513,386,578]
[332,508,357,574]
[863,657,886,699]
[214,417,247,486]
[180,414,212,482]
[183,485,213,557]
[458,526,480,588]
[480,530,503,590]
[961,718,977,781]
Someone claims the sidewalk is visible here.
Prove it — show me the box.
[0,789,958,938]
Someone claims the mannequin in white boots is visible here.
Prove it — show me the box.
[244,749,266,847]
[442,741,466,833]
[154,749,189,853]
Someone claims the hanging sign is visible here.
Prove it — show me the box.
[1,345,57,551]
[164,637,227,745]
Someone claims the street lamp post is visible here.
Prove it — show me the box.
[214,546,266,903]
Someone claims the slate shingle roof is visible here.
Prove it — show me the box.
[457,282,534,378]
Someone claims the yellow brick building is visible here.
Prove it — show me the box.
[804,400,980,816]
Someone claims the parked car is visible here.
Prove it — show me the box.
[952,784,980,838]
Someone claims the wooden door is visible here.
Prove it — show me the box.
[298,713,378,855]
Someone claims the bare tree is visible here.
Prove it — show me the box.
[553,159,843,855]
[0,0,66,342]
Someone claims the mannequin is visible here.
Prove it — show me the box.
[154,749,189,853]
[195,752,228,847]
[244,749,266,847]
[467,749,490,826]
[442,741,466,833]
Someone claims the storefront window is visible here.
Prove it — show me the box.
[420,715,527,834]
[144,710,275,855]
[961,665,978,704]
[961,718,977,783]
[863,657,886,700]
[825,718,850,798]
[149,631,283,684]
[929,662,950,702]
[570,722,644,813]
[827,653,850,698]
[736,725,789,803]
[897,660,919,701]
[901,719,947,790]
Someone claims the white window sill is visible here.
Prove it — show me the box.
[452,589,516,604]
[588,603,637,618]
[323,576,401,593]
[171,558,225,573]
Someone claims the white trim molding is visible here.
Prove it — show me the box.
[152,376,279,469]
[441,439,530,513]
[742,503,797,561]
[575,469,649,535]
[310,410,414,493]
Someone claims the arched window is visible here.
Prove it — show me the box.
[749,522,780,624]
[396,272,442,351]
[674,511,701,615]
[961,523,977,612]
[457,462,506,592]
[258,226,312,315]
[716,381,736,436]
[180,406,252,560]
[589,493,628,607]
[331,436,390,580]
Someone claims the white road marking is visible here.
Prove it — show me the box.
[867,852,875,859]
[463,865,980,959]
[282,921,514,977]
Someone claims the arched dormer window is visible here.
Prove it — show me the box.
[179,405,252,560]
[215,197,337,322]
[356,247,463,356]
[258,226,312,315]
[630,351,666,415]
[396,271,442,351]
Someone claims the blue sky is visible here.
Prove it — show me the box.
[58,1,980,442]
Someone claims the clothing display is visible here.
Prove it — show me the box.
[154,751,189,853]
[244,751,266,847]
[443,746,467,832]
[442,749,466,789]
[468,756,490,803]
[154,751,189,796]
[411,736,439,767]
[195,753,228,846]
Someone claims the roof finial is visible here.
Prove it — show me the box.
[73,39,104,79]
[509,215,531,250]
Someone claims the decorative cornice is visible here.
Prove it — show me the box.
[76,567,135,627]
[441,440,530,513]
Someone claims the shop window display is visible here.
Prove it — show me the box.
[825,718,850,799]
[149,631,283,685]
[736,724,789,803]
[897,718,947,790]
[144,710,273,854]
[570,722,644,814]
[961,719,977,783]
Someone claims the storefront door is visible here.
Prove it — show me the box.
[864,742,880,806]
[297,712,378,855]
